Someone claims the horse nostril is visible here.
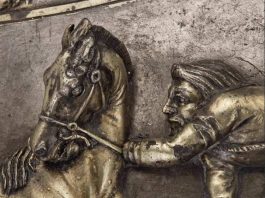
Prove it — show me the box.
[35,147,47,158]
[34,141,47,158]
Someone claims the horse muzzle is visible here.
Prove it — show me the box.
[29,120,61,160]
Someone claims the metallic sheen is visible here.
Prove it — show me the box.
[123,60,264,198]
[0,18,131,197]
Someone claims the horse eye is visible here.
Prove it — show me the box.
[66,69,76,78]
[71,85,84,97]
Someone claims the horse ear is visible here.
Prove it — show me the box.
[71,18,92,46]
[62,24,75,49]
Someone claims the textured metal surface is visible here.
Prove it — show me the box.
[0,0,119,12]
[0,0,30,11]
[0,18,130,197]
[123,60,265,197]
[0,0,264,197]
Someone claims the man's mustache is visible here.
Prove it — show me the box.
[168,114,185,126]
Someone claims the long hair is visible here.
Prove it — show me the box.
[171,60,246,99]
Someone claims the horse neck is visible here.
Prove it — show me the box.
[89,42,128,146]
[96,65,128,146]
[98,94,126,146]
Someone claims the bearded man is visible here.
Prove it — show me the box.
[123,60,265,198]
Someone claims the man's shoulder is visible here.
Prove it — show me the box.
[211,85,263,105]
[203,85,264,116]
[221,85,264,97]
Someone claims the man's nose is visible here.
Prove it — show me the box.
[163,100,177,114]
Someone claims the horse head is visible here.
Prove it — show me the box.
[29,18,132,164]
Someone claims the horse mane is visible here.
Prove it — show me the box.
[91,25,133,80]
[90,25,135,140]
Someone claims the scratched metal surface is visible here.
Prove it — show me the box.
[31,0,85,7]
[29,0,116,8]
[0,0,109,10]
[0,0,264,197]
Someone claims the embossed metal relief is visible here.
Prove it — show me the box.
[0,0,121,24]
[123,60,264,198]
[0,18,264,198]
[0,18,132,197]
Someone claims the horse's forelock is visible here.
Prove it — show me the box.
[68,34,96,68]
[63,23,98,79]
[62,18,92,49]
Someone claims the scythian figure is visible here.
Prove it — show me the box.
[123,60,265,198]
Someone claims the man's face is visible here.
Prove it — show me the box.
[163,80,202,132]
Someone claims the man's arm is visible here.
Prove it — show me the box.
[123,123,207,167]
[123,100,239,167]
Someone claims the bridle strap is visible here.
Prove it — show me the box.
[73,84,95,121]
[74,47,103,122]
[39,115,122,154]
[39,48,118,153]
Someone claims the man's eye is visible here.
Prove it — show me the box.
[71,85,84,97]
[179,97,186,103]
[174,96,189,104]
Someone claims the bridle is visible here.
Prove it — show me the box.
[39,115,122,154]
[39,52,122,154]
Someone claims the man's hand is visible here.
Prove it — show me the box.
[0,146,38,195]
[123,139,180,167]
[123,141,138,164]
